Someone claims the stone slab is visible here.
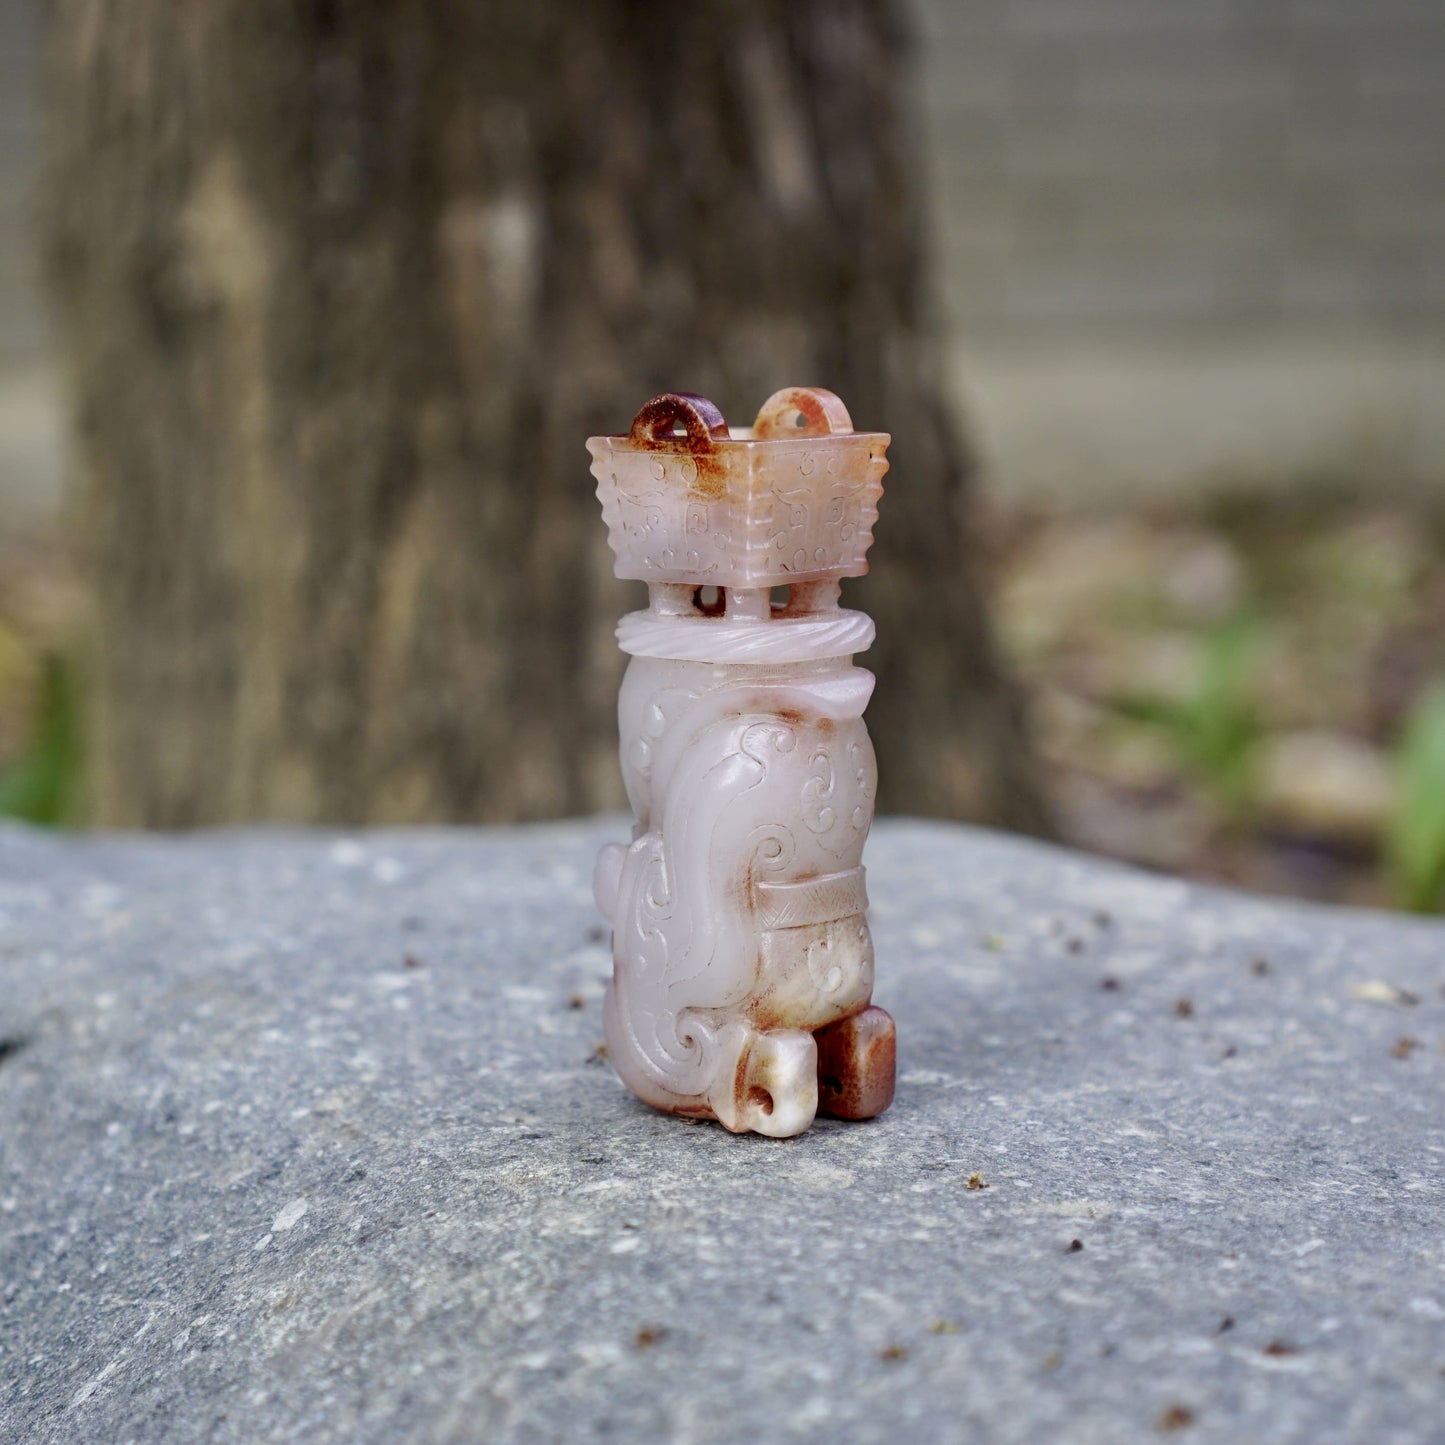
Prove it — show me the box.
[1,819,1443,1443]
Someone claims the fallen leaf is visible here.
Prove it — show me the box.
[1352,980,1420,1007]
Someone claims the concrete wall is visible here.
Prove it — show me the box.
[911,1,1445,499]
[916,0,1445,334]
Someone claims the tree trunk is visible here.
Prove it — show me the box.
[41,0,1052,833]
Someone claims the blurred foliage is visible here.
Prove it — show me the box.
[0,651,79,825]
[1388,683,1445,913]
[996,492,1445,908]
[1111,614,1266,816]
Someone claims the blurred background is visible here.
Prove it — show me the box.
[2,0,1443,911]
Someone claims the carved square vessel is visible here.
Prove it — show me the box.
[588,392,888,589]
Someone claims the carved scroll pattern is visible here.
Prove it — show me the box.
[598,454,732,579]
[607,688,783,1098]
[604,664,876,1110]
[589,439,886,586]
[763,451,866,576]
[801,729,875,862]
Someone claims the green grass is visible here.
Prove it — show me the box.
[0,652,80,826]
[1111,613,1267,815]
[1388,682,1445,913]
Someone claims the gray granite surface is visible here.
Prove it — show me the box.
[1,818,1443,1444]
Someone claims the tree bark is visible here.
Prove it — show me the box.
[41,0,1052,833]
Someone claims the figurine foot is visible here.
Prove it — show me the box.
[713,1028,818,1138]
[815,1006,896,1119]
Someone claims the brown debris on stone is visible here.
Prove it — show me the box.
[1157,1404,1196,1431]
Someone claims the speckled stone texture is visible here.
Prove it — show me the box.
[2,819,1443,1444]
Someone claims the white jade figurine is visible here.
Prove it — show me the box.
[589,387,895,1137]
